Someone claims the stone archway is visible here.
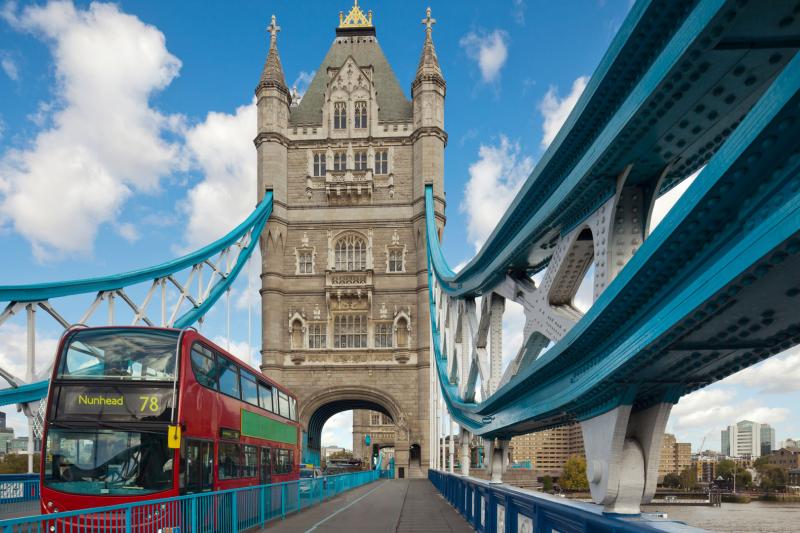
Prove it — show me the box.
[300,386,409,471]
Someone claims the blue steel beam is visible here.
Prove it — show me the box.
[434,0,800,298]
[427,49,800,436]
[0,193,273,407]
[0,381,48,408]
[0,193,272,303]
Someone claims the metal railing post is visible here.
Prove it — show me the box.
[281,484,286,520]
[231,491,238,533]
[125,507,132,533]
[260,486,266,526]
[191,496,197,532]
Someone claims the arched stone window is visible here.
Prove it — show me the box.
[354,101,367,128]
[335,234,367,271]
[334,102,347,129]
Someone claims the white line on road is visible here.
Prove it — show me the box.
[304,481,387,533]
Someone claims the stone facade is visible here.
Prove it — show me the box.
[255,3,446,476]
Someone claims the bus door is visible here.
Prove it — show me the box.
[260,447,271,485]
[183,439,213,494]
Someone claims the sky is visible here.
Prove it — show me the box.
[0,0,798,453]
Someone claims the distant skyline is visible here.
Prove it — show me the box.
[1,0,798,451]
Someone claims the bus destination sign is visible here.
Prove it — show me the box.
[55,386,174,422]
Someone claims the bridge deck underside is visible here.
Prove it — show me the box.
[260,479,471,533]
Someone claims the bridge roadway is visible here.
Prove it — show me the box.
[261,478,472,533]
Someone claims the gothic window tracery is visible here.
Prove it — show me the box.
[313,152,326,176]
[354,150,367,171]
[334,102,347,129]
[334,314,367,348]
[294,232,315,275]
[335,234,367,271]
[333,152,346,171]
[354,101,367,128]
[385,230,406,273]
[308,323,327,349]
[374,150,388,174]
[374,322,393,348]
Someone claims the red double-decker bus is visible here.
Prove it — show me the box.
[40,326,300,514]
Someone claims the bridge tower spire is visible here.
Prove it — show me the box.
[256,14,290,374]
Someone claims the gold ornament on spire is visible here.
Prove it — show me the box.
[339,0,373,28]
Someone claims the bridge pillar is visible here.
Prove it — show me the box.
[459,427,470,476]
[580,402,672,514]
[487,437,510,484]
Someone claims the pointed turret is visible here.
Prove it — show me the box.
[414,7,443,83]
[257,15,290,98]
[411,6,446,205]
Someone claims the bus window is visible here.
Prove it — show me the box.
[258,383,273,412]
[278,391,290,419]
[218,442,242,479]
[58,329,178,381]
[273,448,292,474]
[218,358,240,399]
[240,371,258,406]
[191,346,218,389]
[44,429,173,495]
[242,445,258,478]
[289,397,297,421]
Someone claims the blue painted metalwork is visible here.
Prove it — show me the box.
[430,0,800,298]
[0,193,272,304]
[0,469,379,531]
[0,477,39,521]
[0,193,272,408]
[429,470,701,532]
[0,381,47,408]
[426,45,800,436]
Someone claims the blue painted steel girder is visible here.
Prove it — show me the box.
[0,381,48,408]
[427,50,800,436]
[436,0,800,299]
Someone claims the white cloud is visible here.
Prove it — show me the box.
[0,1,182,260]
[459,29,509,84]
[116,222,140,243]
[0,323,59,384]
[1,54,19,80]
[181,101,256,249]
[539,76,588,149]
[460,135,534,251]
[724,346,800,394]
[321,410,353,448]
[512,0,526,25]
[211,335,258,367]
[291,70,314,97]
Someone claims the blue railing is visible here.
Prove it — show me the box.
[0,476,39,519]
[0,469,379,532]
[429,470,702,533]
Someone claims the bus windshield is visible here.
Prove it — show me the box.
[44,428,173,496]
[58,329,179,382]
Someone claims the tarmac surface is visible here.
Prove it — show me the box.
[261,478,474,533]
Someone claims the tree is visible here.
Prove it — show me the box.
[735,469,752,490]
[759,466,786,491]
[0,454,40,474]
[716,459,736,480]
[662,472,681,488]
[561,455,589,491]
[679,467,697,490]
[328,449,354,461]
[542,475,553,492]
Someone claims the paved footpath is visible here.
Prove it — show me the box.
[260,478,473,533]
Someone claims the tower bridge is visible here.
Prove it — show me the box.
[2,0,800,530]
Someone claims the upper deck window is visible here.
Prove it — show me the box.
[58,329,179,382]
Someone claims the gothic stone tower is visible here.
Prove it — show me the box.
[256,3,446,476]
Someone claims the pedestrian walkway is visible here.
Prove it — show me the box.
[261,478,473,533]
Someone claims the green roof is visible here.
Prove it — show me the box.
[290,38,412,125]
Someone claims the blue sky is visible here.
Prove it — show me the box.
[1,0,798,452]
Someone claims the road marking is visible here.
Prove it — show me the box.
[304,481,387,533]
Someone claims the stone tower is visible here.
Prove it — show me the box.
[256,2,446,477]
